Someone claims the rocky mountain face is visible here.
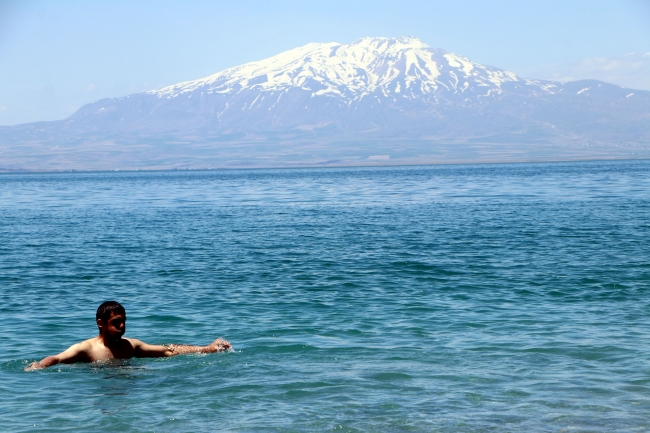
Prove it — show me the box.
[1,37,649,170]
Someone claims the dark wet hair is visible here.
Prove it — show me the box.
[96,301,126,323]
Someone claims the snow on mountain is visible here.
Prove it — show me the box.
[148,36,558,102]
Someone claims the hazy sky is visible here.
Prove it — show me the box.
[1,0,649,125]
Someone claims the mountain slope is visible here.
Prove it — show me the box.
[149,36,554,100]
[66,37,562,134]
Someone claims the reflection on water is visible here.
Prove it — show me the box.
[93,363,139,415]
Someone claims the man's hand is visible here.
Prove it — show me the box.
[24,361,45,371]
[209,338,232,352]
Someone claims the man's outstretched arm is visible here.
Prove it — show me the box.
[24,343,88,371]
[131,338,231,358]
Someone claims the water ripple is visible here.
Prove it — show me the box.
[1,160,649,431]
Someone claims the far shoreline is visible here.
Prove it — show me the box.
[1,155,649,175]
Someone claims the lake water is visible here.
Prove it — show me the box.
[1,160,650,432]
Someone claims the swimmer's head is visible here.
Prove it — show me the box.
[95,301,126,332]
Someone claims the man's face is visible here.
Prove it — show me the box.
[99,312,126,340]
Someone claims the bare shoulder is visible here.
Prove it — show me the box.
[123,338,169,358]
[52,338,94,363]
[77,338,96,348]
[65,338,93,353]
[123,337,145,348]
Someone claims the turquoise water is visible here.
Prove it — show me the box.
[1,161,650,432]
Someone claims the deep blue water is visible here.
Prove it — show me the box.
[1,161,650,432]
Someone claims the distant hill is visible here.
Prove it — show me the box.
[1,37,649,171]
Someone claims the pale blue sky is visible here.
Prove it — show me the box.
[1,0,649,125]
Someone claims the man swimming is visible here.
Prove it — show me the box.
[25,301,231,371]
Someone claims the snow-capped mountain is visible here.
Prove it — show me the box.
[1,37,649,171]
[149,36,556,102]
[61,36,646,138]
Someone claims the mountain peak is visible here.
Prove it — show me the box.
[349,36,430,50]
